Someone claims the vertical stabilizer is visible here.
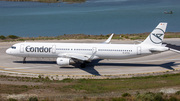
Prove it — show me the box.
[141,22,167,46]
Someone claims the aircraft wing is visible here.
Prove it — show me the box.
[58,52,98,62]
[101,33,114,44]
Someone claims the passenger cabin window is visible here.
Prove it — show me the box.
[11,46,16,49]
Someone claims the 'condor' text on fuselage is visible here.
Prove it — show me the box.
[25,46,52,53]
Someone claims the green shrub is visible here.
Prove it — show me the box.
[124,35,129,39]
[0,35,6,40]
[136,92,154,101]
[8,98,17,101]
[17,39,25,41]
[38,75,42,79]
[136,91,140,95]
[83,96,88,100]
[21,85,28,88]
[154,93,163,101]
[61,78,74,83]
[106,34,110,38]
[122,93,131,97]
[29,96,38,101]
[175,91,180,95]
[169,96,178,101]
[112,97,126,101]
[7,35,19,39]
[136,92,164,101]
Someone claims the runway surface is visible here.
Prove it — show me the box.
[1,39,180,77]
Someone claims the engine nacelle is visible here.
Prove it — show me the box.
[56,57,73,66]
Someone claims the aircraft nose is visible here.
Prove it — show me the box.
[6,49,11,54]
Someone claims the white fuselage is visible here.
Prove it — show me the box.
[6,42,156,60]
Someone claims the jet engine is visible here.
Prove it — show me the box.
[56,57,74,66]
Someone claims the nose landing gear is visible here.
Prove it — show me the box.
[23,57,26,63]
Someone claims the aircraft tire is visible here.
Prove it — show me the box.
[23,57,26,63]
[80,63,86,68]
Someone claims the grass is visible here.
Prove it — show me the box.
[62,76,180,93]
[1,73,180,100]
[0,84,29,94]
[1,73,180,94]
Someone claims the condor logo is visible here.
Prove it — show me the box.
[26,46,52,53]
[149,28,164,44]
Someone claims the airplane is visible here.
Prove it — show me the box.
[6,22,171,68]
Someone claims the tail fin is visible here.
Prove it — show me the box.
[141,22,167,46]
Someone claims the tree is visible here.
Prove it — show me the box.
[0,35,6,40]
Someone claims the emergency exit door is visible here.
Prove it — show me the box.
[137,46,141,55]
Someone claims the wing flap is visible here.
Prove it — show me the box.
[58,53,99,61]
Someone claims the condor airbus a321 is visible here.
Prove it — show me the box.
[6,23,170,68]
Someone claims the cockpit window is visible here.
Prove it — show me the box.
[11,46,16,49]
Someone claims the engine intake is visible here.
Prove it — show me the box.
[56,57,74,66]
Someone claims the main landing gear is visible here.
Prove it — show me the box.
[23,57,26,63]
[80,63,86,68]
[80,61,91,68]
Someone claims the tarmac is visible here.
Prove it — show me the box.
[1,39,180,79]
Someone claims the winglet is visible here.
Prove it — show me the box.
[101,33,114,44]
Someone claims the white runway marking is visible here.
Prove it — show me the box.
[4,67,36,70]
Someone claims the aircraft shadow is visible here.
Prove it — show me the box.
[94,62,177,70]
[13,60,102,76]
[14,60,178,76]
[60,59,103,76]
[13,61,56,64]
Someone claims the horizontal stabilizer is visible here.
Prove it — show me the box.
[163,42,180,51]
[163,42,180,53]
[149,47,169,52]
[169,48,180,54]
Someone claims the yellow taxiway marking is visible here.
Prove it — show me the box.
[0,65,87,74]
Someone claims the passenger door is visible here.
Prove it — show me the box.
[92,47,97,53]
[52,45,56,54]
[20,44,24,53]
[137,46,141,55]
